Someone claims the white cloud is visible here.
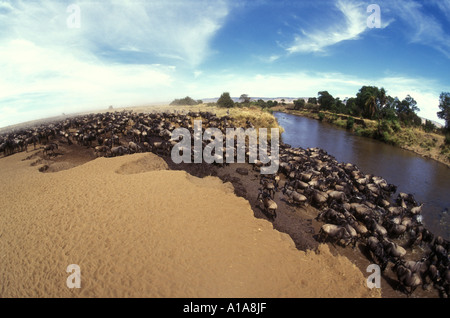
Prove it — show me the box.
[286,0,370,54]
[0,1,13,11]
[388,0,450,59]
[0,38,176,127]
[257,55,281,63]
[81,0,229,67]
[431,0,450,20]
[0,0,230,127]
[0,0,229,67]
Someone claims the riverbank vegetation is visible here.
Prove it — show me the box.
[272,88,450,167]
[169,88,450,167]
[163,100,283,141]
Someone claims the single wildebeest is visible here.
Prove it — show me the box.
[283,188,307,206]
[109,146,126,157]
[43,143,58,156]
[394,261,422,296]
[319,224,354,247]
[257,189,277,220]
[128,141,140,154]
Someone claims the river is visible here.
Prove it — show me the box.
[274,111,450,240]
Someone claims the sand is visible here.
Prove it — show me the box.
[0,151,380,298]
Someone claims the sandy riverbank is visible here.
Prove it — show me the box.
[0,150,379,298]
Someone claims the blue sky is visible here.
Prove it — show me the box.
[0,0,449,127]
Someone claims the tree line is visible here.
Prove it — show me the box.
[292,87,450,133]
[170,88,450,138]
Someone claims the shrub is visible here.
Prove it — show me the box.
[391,120,401,132]
[170,96,201,106]
[293,99,305,110]
[445,133,450,145]
[423,120,436,133]
[318,112,325,121]
[346,117,354,129]
[217,92,235,108]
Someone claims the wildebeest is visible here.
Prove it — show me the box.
[319,224,354,247]
[152,141,171,156]
[128,141,140,154]
[108,146,127,157]
[394,260,423,296]
[257,189,277,220]
[282,188,307,206]
[43,143,58,156]
[94,145,109,157]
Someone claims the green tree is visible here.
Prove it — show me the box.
[437,92,450,131]
[239,94,251,104]
[217,92,235,108]
[317,91,335,111]
[364,95,377,119]
[379,96,398,121]
[293,98,305,110]
[423,120,436,133]
[266,100,277,107]
[355,86,382,119]
[355,86,391,120]
[396,95,421,126]
[170,96,200,106]
[307,97,318,105]
[345,97,360,117]
[334,97,346,114]
[378,87,387,109]
[254,99,266,107]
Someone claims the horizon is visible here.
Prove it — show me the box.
[1,0,449,127]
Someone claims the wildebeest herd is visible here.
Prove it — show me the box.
[259,145,450,297]
[0,110,238,159]
[0,109,448,297]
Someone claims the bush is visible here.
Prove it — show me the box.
[293,99,305,110]
[305,103,319,111]
[217,92,235,108]
[346,117,355,129]
[423,120,436,133]
[378,120,394,135]
[445,133,450,145]
[382,131,392,143]
[318,112,325,121]
[355,127,375,138]
[391,120,401,132]
[170,96,201,106]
